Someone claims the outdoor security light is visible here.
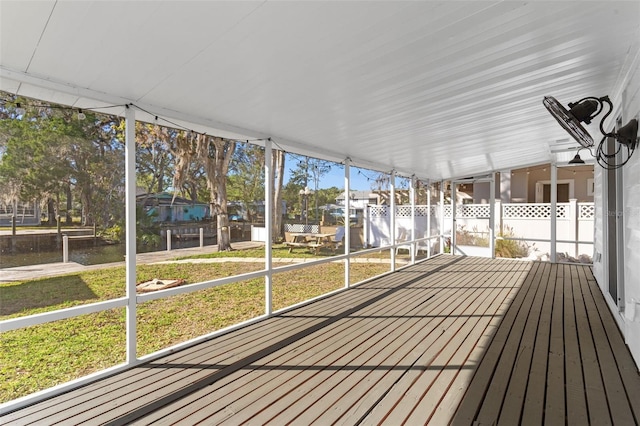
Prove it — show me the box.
[543,95,638,169]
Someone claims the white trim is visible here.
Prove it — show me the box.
[0,298,128,332]
[264,139,273,315]
[124,106,137,365]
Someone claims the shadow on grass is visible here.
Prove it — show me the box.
[0,275,98,316]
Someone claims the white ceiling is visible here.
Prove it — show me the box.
[1,1,639,180]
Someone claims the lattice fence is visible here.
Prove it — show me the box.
[443,204,490,218]
[502,203,568,219]
[284,223,320,234]
[370,205,434,218]
[369,205,389,218]
[395,206,431,217]
[579,203,595,219]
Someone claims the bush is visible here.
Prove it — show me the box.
[495,226,530,258]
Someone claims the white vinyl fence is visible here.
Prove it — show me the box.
[365,200,594,261]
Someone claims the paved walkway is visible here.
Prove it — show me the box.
[0,242,406,283]
[0,242,263,283]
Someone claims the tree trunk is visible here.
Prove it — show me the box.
[47,198,56,224]
[65,184,73,224]
[272,149,285,242]
[172,133,235,250]
[81,187,93,226]
[201,136,235,251]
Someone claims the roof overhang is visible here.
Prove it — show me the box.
[1,1,638,180]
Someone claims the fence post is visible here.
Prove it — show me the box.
[167,229,172,251]
[200,227,204,248]
[363,205,369,248]
[63,235,69,263]
[570,198,578,258]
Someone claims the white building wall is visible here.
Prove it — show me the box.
[593,49,640,368]
[621,57,640,367]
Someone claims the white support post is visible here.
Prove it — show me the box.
[427,180,431,258]
[439,180,445,254]
[264,139,273,315]
[569,199,578,258]
[451,182,457,255]
[551,164,557,263]
[489,172,496,259]
[363,205,369,248]
[62,235,69,263]
[344,158,351,288]
[390,171,396,271]
[410,176,416,264]
[166,229,172,251]
[124,105,137,365]
[199,227,204,248]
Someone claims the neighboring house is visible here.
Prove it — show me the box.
[335,190,378,210]
[456,163,594,204]
[137,192,209,223]
[335,190,380,223]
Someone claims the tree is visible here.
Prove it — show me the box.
[173,132,236,251]
[227,143,265,221]
[0,96,124,227]
[287,156,334,220]
[136,122,175,195]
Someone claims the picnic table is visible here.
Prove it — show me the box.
[285,232,338,254]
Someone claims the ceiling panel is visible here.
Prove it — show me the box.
[1,1,638,180]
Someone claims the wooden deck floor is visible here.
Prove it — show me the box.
[2,256,639,425]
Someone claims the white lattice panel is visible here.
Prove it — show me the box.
[415,206,429,216]
[369,205,388,217]
[579,203,595,219]
[556,204,567,218]
[459,204,490,218]
[502,203,568,218]
[396,206,412,217]
[503,204,550,218]
[285,224,319,233]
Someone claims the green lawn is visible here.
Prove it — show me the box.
[0,250,392,402]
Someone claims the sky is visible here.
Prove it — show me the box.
[281,159,377,192]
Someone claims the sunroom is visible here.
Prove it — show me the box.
[1,1,639,424]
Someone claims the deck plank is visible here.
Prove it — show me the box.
[236,258,482,425]
[3,257,640,426]
[572,264,613,425]
[577,265,636,425]
[428,260,531,425]
[313,259,511,426]
[577,265,640,423]
[544,263,566,423]
[446,261,541,425]
[502,261,554,426]
[136,268,441,424]
[402,261,529,425]
[563,264,589,424]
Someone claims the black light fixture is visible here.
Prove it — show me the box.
[543,95,638,169]
[568,147,587,164]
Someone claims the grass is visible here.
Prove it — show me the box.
[0,251,393,402]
